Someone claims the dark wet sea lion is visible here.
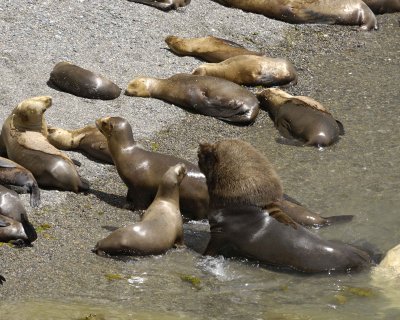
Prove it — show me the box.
[93,163,186,256]
[1,96,89,192]
[128,0,190,11]
[49,61,121,100]
[0,157,40,207]
[192,55,297,87]
[257,88,344,147]
[212,0,378,30]
[205,205,371,273]
[165,35,263,62]
[47,125,113,164]
[96,116,209,220]
[0,185,37,244]
[125,73,260,125]
[198,139,353,227]
[363,0,400,14]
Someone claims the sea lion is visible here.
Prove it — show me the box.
[47,125,113,164]
[96,116,209,220]
[257,88,344,147]
[49,61,121,100]
[93,163,186,256]
[192,55,297,87]
[205,205,372,273]
[125,73,260,125]
[0,157,40,207]
[363,0,400,14]
[212,0,378,31]
[1,96,89,192]
[0,185,37,244]
[128,0,190,11]
[165,35,263,62]
[198,139,353,227]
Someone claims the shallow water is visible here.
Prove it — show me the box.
[1,7,400,320]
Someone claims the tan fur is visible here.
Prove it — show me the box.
[165,35,262,62]
[198,139,283,209]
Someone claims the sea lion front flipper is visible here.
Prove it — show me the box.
[336,120,345,135]
[20,213,37,244]
[265,203,297,229]
[321,215,354,225]
[282,193,303,206]
[29,182,41,208]
[128,0,176,11]
[213,37,245,49]
[0,275,5,285]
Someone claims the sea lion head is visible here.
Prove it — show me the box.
[165,35,184,53]
[47,127,76,149]
[257,88,291,106]
[96,116,135,145]
[12,96,52,132]
[125,77,153,97]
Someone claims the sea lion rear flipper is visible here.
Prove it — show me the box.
[20,213,37,244]
[336,120,345,135]
[72,159,82,167]
[29,183,41,208]
[322,214,354,225]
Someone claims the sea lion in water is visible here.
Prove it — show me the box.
[0,157,40,207]
[93,163,186,256]
[128,0,190,11]
[193,55,298,87]
[165,35,263,62]
[0,185,37,244]
[205,205,371,273]
[363,0,400,14]
[96,116,209,220]
[0,96,89,192]
[47,125,113,164]
[125,73,260,125]
[198,139,353,227]
[257,88,344,147]
[49,61,121,100]
[212,0,378,30]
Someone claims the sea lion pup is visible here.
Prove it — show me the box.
[93,164,186,256]
[165,35,263,62]
[128,0,190,11]
[0,185,37,244]
[49,61,121,100]
[47,125,113,164]
[96,116,209,220]
[125,74,260,125]
[1,96,89,192]
[198,139,353,227]
[212,0,378,31]
[0,157,40,207]
[204,205,372,273]
[193,55,298,87]
[363,0,400,14]
[257,88,344,147]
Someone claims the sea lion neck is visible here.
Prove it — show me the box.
[11,114,48,136]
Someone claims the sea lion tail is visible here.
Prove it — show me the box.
[20,213,38,244]
[322,214,354,225]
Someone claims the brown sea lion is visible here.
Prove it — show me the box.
[363,0,400,14]
[212,0,378,30]
[96,116,209,220]
[165,35,263,62]
[0,185,37,244]
[49,61,121,100]
[125,73,260,125]
[198,139,353,227]
[193,55,297,87]
[93,163,186,256]
[47,125,113,164]
[0,96,89,192]
[0,157,40,207]
[205,205,372,273]
[257,88,344,147]
[128,0,190,11]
